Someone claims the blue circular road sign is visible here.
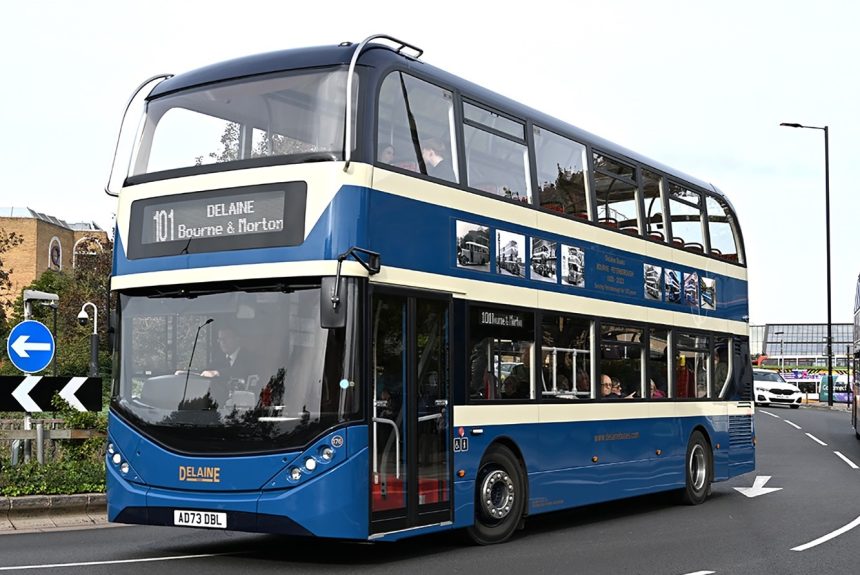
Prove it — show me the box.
[6,320,55,373]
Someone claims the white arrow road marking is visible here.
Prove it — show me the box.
[734,475,783,498]
[834,451,859,469]
[11,376,42,412]
[792,515,860,551]
[10,335,51,358]
[59,377,88,411]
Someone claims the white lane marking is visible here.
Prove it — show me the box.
[759,410,780,418]
[0,553,234,571]
[805,433,828,446]
[834,451,859,470]
[784,420,802,430]
[792,515,860,551]
[681,571,715,575]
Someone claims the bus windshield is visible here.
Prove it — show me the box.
[130,67,357,178]
[113,283,360,454]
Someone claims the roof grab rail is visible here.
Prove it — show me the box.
[343,34,423,172]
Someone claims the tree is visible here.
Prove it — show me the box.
[194,122,318,166]
[0,228,24,332]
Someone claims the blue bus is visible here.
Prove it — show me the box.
[105,34,754,544]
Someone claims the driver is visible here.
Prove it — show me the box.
[201,325,257,381]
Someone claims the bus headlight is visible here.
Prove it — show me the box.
[305,458,317,472]
[321,447,334,461]
[112,453,122,465]
[289,468,302,481]
[120,462,129,475]
[108,443,115,455]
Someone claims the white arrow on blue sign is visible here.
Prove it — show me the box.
[6,320,55,374]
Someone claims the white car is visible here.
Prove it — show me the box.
[753,368,802,409]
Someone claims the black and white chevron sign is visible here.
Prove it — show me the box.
[0,376,102,412]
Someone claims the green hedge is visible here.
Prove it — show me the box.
[0,395,107,496]
[0,459,105,497]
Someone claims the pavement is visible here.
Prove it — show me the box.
[0,493,106,533]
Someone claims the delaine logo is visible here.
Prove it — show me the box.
[179,466,221,483]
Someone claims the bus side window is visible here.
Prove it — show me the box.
[642,170,666,242]
[376,71,457,183]
[668,184,705,250]
[593,153,639,234]
[464,102,529,202]
[534,126,590,219]
[468,306,535,402]
[705,196,742,263]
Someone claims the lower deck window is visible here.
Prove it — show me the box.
[469,307,534,401]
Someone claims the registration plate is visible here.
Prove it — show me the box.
[173,510,227,529]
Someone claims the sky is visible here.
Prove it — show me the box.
[1,1,858,325]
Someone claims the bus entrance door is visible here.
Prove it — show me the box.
[370,292,451,535]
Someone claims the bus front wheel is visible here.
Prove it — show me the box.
[679,430,712,505]
[466,445,525,545]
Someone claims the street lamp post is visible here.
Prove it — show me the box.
[78,302,99,377]
[774,330,784,373]
[780,122,832,406]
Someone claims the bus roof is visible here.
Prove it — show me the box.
[148,39,728,203]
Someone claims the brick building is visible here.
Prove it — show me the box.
[0,207,109,307]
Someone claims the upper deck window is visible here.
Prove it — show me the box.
[667,183,706,253]
[131,68,356,178]
[593,153,639,234]
[641,170,666,242]
[377,72,458,183]
[534,127,589,219]
[705,196,742,263]
[463,102,530,201]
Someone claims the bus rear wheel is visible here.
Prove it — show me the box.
[679,430,712,505]
[466,445,525,545]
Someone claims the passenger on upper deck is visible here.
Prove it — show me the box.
[378,143,395,164]
[421,137,456,182]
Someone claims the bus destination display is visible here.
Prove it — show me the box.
[127,182,307,259]
[141,190,285,245]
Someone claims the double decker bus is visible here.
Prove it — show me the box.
[105,35,754,545]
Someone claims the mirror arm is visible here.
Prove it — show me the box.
[331,246,381,309]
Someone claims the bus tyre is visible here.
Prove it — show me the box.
[679,431,712,505]
[466,445,525,545]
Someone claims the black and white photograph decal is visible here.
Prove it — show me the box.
[561,245,585,287]
[644,264,662,300]
[456,221,490,271]
[530,238,557,283]
[664,269,681,303]
[496,230,526,278]
[684,272,700,306]
[700,277,716,310]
